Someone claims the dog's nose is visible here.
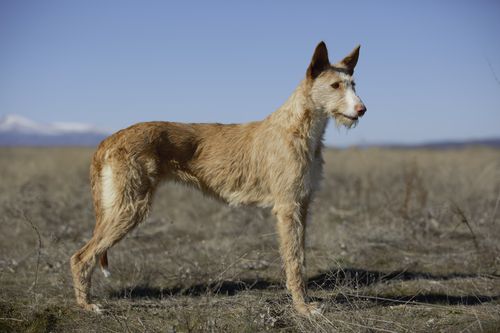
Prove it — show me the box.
[355,104,367,116]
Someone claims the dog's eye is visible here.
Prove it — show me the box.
[351,82,356,88]
[331,82,340,89]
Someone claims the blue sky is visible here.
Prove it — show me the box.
[1,0,499,146]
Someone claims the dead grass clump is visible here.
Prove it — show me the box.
[0,147,499,332]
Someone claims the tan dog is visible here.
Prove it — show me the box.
[70,41,366,316]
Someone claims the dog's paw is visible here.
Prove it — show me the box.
[294,301,324,317]
[81,303,103,314]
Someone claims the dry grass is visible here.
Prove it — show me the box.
[0,146,499,332]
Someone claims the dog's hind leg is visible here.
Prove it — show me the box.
[71,159,156,312]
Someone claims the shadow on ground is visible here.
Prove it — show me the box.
[109,267,500,306]
[328,293,499,306]
[307,267,498,288]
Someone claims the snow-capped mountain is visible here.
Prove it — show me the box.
[0,114,109,146]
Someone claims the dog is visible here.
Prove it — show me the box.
[70,41,366,316]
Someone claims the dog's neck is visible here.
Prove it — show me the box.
[268,80,329,158]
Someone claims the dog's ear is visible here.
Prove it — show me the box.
[339,45,360,75]
[307,41,330,79]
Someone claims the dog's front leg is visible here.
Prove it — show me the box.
[274,203,320,316]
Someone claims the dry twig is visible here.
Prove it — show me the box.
[20,209,42,292]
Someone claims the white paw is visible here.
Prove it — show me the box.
[88,303,103,314]
[310,302,325,315]
[295,301,324,316]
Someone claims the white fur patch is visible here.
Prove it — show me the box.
[101,164,117,215]
[101,268,111,278]
[337,73,360,119]
[344,85,359,118]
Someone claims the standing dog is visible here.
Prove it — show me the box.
[71,41,366,316]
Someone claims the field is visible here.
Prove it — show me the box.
[0,147,499,332]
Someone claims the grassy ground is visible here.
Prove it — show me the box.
[0,147,499,332]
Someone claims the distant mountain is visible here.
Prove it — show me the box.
[0,114,109,146]
[1,114,499,148]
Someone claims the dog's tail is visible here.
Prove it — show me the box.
[99,251,111,278]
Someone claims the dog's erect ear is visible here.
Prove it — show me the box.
[307,41,330,79]
[339,45,360,75]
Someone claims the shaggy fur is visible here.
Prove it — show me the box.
[70,41,366,316]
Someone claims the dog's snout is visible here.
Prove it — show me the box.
[355,104,367,116]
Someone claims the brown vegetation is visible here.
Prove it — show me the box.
[0,147,499,332]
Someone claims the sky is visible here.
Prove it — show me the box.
[1,0,499,146]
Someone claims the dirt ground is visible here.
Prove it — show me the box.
[0,147,499,332]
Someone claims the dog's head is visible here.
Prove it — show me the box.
[306,41,366,128]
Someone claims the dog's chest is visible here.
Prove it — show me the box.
[300,154,324,199]
[304,117,327,195]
